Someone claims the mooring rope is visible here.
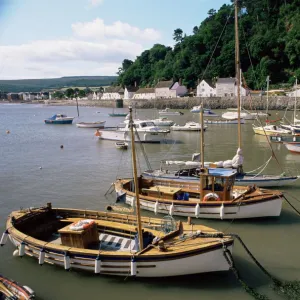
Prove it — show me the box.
[283,195,300,216]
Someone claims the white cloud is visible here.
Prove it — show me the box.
[72,18,161,41]
[89,0,104,7]
[0,18,161,79]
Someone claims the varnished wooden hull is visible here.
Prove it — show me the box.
[4,207,234,277]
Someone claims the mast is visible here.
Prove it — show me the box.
[199,104,204,201]
[235,0,241,149]
[294,77,298,124]
[128,106,144,251]
[266,76,270,116]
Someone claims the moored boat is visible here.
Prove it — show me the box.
[252,125,291,136]
[284,142,300,153]
[0,274,35,299]
[44,114,74,124]
[76,121,106,128]
[151,117,174,126]
[204,118,245,124]
[170,122,207,131]
[115,141,128,149]
[222,111,256,120]
[190,107,219,117]
[158,108,184,116]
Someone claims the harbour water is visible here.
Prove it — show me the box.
[0,103,299,300]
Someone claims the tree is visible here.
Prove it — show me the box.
[193,26,199,35]
[78,90,86,98]
[65,88,74,99]
[173,28,183,43]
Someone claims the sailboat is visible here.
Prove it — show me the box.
[140,1,299,188]
[1,107,235,277]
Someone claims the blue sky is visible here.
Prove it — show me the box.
[0,0,230,79]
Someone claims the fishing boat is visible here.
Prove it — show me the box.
[115,141,128,150]
[170,122,207,131]
[1,107,235,277]
[76,121,106,128]
[158,108,184,116]
[204,118,245,124]
[95,119,170,143]
[284,142,300,153]
[151,117,174,126]
[115,107,284,218]
[252,125,291,136]
[44,114,74,124]
[0,274,35,299]
[190,107,219,117]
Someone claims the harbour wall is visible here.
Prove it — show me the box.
[44,96,298,110]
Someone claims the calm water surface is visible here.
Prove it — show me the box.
[0,104,299,300]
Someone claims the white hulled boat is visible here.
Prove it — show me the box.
[170,122,207,131]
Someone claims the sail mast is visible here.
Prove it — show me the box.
[128,106,144,251]
[294,77,297,124]
[235,0,241,149]
[199,104,204,201]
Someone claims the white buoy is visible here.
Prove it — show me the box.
[169,203,174,216]
[0,230,9,246]
[220,203,225,220]
[38,249,45,265]
[94,255,101,274]
[154,201,159,215]
[195,203,200,218]
[64,252,71,270]
[39,166,42,169]
[131,257,137,276]
[13,249,19,257]
[19,241,25,257]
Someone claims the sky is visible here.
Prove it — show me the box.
[0,0,230,79]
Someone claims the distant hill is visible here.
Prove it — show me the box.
[0,76,118,93]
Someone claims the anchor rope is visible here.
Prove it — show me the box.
[283,195,300,216]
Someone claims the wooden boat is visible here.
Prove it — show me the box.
[252,125,291,136]
[0,274,35,299]
[204,118,245,124]
[1,107,235,277]
[158,108,184,116]
[44,114,74,124]
[284,142,300,153]
[96,119,170,143]
[170,122,207,131]
[76,121,106,128]
[115,141,128,149]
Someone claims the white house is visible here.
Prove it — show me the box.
[169,81,188,97]
[19,92,34,101]
[216,78,248,97]
[102,86,124,100]
[287,88,300,97]
[155,80,174,98]
[196,79,216,97]
[124,86,139,100]
[132,88,156,99]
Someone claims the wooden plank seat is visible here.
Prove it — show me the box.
[99,233,136,252]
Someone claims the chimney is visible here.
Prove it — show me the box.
[134,81,137,87]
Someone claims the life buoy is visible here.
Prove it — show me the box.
[69,219,95,231]
[203,193,220,202]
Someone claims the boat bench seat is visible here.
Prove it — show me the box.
[99,233,136,252]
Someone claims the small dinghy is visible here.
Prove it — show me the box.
[115,141,128,149]
[76,121,106,128]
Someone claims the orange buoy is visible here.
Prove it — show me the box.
[94,130,101,137]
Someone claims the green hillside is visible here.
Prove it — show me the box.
[117,0,300,90]
[0,76,118,93]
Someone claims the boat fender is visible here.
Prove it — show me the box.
[19,241,26,257]
[39,248,45,265]
[13,249,19,257]
[220,203,225,220]
[144,133,147,141]
[95,255,102,274]
[154,201,159,215]
[131,257,137,276]
[0,229,9,246]
[69,219,95,231]
[203,193,220,202]
[169,203,174,216]
[23,286,35,297]
[278,137,281,142]
[64,251,71,271]
[195,203,200,218]
[94,130,101,137]
[293,136,296,142]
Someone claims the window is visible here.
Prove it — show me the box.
[202,83,204,86]
[224,93,227,97]
[202,89,205,92]
[231,93,234,97]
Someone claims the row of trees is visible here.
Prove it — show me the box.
[52,87,104,99]
[117,0,300,90]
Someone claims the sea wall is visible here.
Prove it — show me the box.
[44,96,299,110]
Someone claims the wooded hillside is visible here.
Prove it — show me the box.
[117,0,300,90]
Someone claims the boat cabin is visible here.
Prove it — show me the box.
[137,167,237,202]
